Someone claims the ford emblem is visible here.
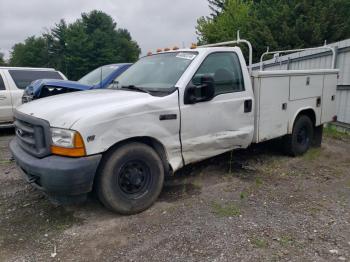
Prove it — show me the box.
[16,128,24,136]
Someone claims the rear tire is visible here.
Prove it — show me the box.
[284,115,314,156]
[97,142,164,215]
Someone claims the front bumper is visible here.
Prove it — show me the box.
[10,138,102,196]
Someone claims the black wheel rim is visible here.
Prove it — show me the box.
[297,126,309,146]
[117,160,151,199]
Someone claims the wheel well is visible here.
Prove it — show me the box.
[104,137,172,176]
[296,109,316,127]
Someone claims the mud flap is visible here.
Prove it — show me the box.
[312,125,323,147]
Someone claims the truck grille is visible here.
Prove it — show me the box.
[14,111,51,158]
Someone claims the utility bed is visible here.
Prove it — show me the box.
[252,69,338,143]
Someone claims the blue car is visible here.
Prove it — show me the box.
[22,63,132,103]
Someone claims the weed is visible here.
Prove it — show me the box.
[324,125,350,140]
[0,160,11,165]
[211,202,241,217]
[251,237,268,248]
[279,235,295,247]
[240,191,248,200]
[346,180,350,189]
[228,150,234,174]
[302,148,321,161]
[255,176,263,187]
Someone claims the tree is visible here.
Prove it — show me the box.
[0,53,6,66]
[208,0,226,17]
[9,10,141,79]
[54,10,140,80]
[197,0,350,62]
[197,0,276,61]
[9,36,49,67]
[45,19,68,74]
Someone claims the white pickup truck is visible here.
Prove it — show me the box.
[0,67,66,127]
[10,35,338,214]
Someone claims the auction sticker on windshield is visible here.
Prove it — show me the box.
[176,53,197,60]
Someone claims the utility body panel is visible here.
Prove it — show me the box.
[252,69,338,143]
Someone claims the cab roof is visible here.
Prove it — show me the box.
[0,66,56,71]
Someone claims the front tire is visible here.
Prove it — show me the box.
[97,143,164,215]
[284,115,314,156]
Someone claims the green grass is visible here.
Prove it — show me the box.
[255,176,263,187]
[279,235,296,247]
[240,191,248,200]
[324,125,350,140]
[0,160,11,165]
[211,202,241,217]
[303,148,321,161]
[251,237,268,248]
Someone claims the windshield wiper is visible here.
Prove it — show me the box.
[121,85,151,94]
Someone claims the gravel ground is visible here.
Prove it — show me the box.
[0,128,349,262]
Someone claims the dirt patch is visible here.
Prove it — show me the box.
[0,128,349,261]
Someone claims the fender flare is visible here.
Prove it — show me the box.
[288,107,317,134]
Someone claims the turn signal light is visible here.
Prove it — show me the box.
[190,43,197,49]
[51,132,86,157]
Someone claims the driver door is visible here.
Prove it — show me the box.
[180,51,254,164]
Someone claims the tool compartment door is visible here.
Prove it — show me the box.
[257,76,289,142]
[321,73,338,123]
[290,74,323,101]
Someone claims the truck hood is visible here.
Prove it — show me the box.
[16,89,157,128]
[27,79,93,97]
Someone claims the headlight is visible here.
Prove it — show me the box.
[50,128,86,157]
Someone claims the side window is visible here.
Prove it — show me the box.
[191,52,245,96]
[0,75,5,90]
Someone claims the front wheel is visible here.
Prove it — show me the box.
[97,143,164,215]
[283,115,314,156]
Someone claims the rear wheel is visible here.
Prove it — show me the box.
[284,115,314,156]
[97,143,164,215]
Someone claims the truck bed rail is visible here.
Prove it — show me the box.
[260,45,336,71]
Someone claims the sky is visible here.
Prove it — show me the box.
[0,0,211,59]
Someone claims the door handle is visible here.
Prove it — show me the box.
[0,95,7,100]
[244,99,252,113]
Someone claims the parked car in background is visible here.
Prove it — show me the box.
[0,67,66,127]
[22,63,132,103]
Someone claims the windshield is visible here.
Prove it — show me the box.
[78,65,119,86]
[113,52,198,91]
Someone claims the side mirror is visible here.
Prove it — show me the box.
[184,76,215,104]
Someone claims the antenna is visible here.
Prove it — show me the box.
[100,66,103,88]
